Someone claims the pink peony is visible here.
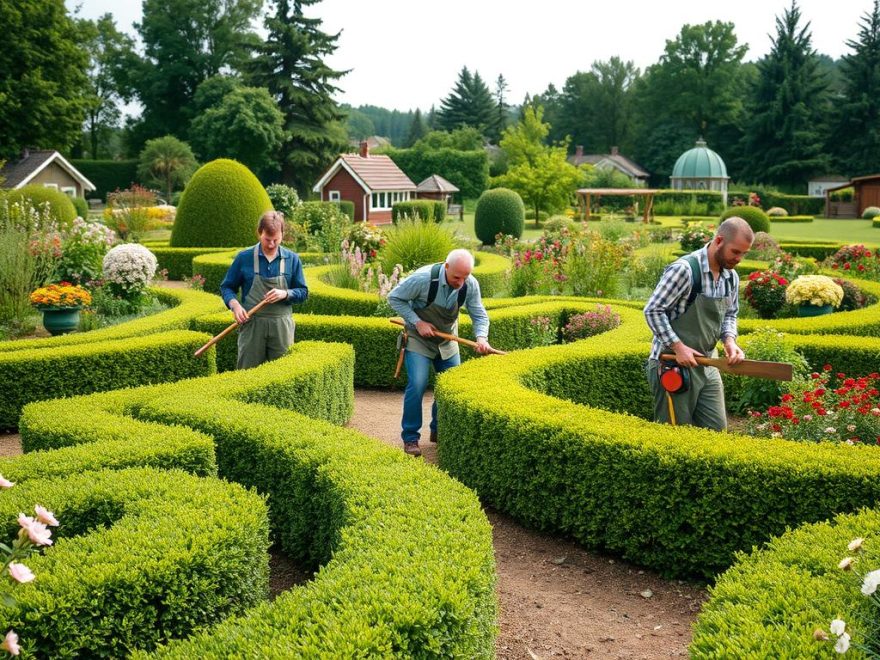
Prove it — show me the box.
[17,514,52,547]
[7,563,33,584]
[1,630,19,656]
[0,476,13,490]
[33,506,58,527]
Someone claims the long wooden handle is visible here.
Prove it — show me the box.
[390,318,507,355]
[659,354,793,381]
[194,298,272,358]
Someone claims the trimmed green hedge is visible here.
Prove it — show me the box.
[391,199,437,223]
[11,343,496,657]
[692,508,880,656]
[148,246,237,280]
[193,250,325,297]
[0,468,268,657]
[384,147,489,200]
[769,215,814,223]
[70,159,139,201]
[779,241,845,260]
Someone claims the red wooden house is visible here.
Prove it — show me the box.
[312,142,416,224]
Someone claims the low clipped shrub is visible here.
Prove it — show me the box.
[766,206,788,217]
[6,185,77,228]
[265,183,300,218]
[769,215,814,223]
[432,200,447,222]
[834,277,877,311]
[170,159,272,247]
[747,231,781,260]
[720,205,770,234]
[71,196,88,218]
[864,206,880,220]
[391,200,436,224]
[474,188,524,244]
[379,218,456,274]
[336,199,355,221]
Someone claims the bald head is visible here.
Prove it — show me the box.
[716,217,755,244]
[444,249,474,289]
[710,216,754,271]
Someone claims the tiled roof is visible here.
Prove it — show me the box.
[340,154,416,191]
[0,150,57,188]
[416,174,459,193]
[568,153,649,179]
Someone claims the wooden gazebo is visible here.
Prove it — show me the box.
[575,188,659,223]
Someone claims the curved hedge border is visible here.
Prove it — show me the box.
[13,342,496,656]
[435,310,880,579]
[193,250,326,295]
[0,468,268,657]
[692,508,880,656]
[769,215,814,223]
[148,246,238,280]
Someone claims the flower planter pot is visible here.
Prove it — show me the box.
[40,307,81,335]
[797,303,833,318]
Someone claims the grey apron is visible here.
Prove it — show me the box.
[236,245,295,370]
[646,272,730,430]
[407,289,462,361]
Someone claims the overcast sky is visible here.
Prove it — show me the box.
[68,0,873,111]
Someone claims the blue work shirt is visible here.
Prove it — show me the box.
[220,245,308,308]
[387,263,490,339]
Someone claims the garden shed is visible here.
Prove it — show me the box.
[0,149,95,199]
[825,174,880,218]
[669,139,729,206]
[313,141,416,224]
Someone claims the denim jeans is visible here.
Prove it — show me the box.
[401,349,461,443]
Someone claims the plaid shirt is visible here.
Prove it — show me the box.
[644,245,739,360]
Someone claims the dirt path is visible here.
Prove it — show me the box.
[2,390,707,658]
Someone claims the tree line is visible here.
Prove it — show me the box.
[1,0,879,195]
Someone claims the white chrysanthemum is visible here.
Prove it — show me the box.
[102,244,158,293]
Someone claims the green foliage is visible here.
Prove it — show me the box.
[171,159,272,247]
[474,188,525,244]
[379,219,456,274]
[70,160,139,201]
[679,223,715,251]
[720,205,770,233]
[290,201,351,252]
[565,235,627,297]
[7,185,77,227]
[404,108,428,147]
[189,86,284,178]
[391,200,437,224]
[384,147,489,200]
[413,127,484,151]
[265,183,301,219]
[766,206,788,217]
[769,214,814,223]
[561,304,621,341]
[137,135,198,200]
[71,196,88,218]
[244,0,348,191]
[864,206,880,219]
[336,200,355,221]
[0,0,90,159]
[436,66,496,135]
[778,241,843,260]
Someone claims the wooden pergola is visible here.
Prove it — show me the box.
[575,188,659,223]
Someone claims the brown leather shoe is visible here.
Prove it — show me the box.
[429,430,438,443]
[403,442,422,457]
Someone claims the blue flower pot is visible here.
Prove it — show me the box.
[797,303,833,318]
[41,307,81,335]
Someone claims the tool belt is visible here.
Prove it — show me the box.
[658,360,690,394]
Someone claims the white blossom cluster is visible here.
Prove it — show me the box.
[68,217,116,248]
[102,243,158,293]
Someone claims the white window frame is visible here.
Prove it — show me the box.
[370,191,393,210]
[43,183,58,190]
[61,186,77,198]
[328,190,341,202]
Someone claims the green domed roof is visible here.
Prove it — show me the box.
[672,139,728,179]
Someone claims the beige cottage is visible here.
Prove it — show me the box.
[0,149,96,198]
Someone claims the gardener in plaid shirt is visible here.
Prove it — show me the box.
[644,217,754,429]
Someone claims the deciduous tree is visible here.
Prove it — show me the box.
[137,135,198,200]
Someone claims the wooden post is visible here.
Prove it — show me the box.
[643,193,654,223]
[585,192,592,220]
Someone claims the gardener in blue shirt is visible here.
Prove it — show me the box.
[388,249,494,456]
[220,211,308,369]
[643,216,753,429]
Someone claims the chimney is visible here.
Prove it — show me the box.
[575,145,583,159]
[359,140,369,158]
[611,146,619,156]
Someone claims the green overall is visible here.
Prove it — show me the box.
[236,245,295,370]
[645,264,730,430]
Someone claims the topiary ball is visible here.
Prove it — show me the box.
[766,206,788,217]
[862,206,880,220]
[720,205,770,234]
[7,184,77,228]
[170,159,272,247]
[474,188,524,245]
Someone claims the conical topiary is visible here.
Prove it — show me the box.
[170,159,273,247]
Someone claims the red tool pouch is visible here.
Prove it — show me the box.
[659,361,690,394]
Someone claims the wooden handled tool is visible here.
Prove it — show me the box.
[660,354,793,381]
[194,298,272,358]
[390,318,507,355]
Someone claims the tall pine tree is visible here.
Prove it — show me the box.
[740,1,829,188]
[437,67,495,136]
[488,74,510,144]
[246,0,348,191]
[829,0,880,176]
[405,109,427,147]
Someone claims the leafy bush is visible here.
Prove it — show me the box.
[265,183,300,219]
[747,231,781,260]
[291,201,351,252]
[525,316,557,347]
[561,304,621,341]
[744,271,789,319]
[651,190,726,216]
[379,218,455,274]
[474,188,524,244]
[337,199,355,221]
[55,218,116,285]
[71,196,88,218]
[720,205,770,234]
[864,206,880,220]
[565,235,626,297]
[391,200,436,224]
[625,248,670,290]
[679,223,714,251]
[766,206,788,217]
[170,159,272,247]
[384,147,488,200]
[6,185,76,228]
[834,277,877,312]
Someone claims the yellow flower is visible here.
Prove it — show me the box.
[30,283,92,309]
[784,275,844,307]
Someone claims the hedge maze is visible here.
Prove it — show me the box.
[6,248,880,655]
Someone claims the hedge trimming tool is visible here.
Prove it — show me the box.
[194,298,271,358]
[390,318,507,355]
[659,354,793,381]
